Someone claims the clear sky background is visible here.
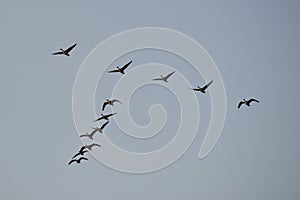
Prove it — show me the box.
[1,0,300,199]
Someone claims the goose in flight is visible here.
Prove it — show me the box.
[102,99,122,111]
[85,143,101,150]
[93,113,116,122]
[72,146,88,158]
[238,98,260,109]
[79,131,97,140]
[68,157,88,165]
[108,60,132,74]
[90,121,109,135]
[52,43,77,56]
[190,80,213,93]
[152,71,175,83]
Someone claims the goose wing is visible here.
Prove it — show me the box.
[79,146,87,152]
[51,51,63,55]
[111,99,121,104]
[79,134,88,138]
[190,87,200,91]
[90,128,98,135]
[93,116,103,122]
[68,159,76,165]
[101,121,109,130]
[165,71,175,80]
[121,60,132,70]
[65,43,77,53]
[102,101,109,111]
[108,68,119,73]
[78,157,88,163]
[237,101,244,109]
[72,152,80,159]
[202,80,213,90]
[152,77,163,81]
[105,113,116,118]
[249,98,259,104]
[90,143,101,148]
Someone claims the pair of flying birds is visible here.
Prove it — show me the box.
[68,143,101,165]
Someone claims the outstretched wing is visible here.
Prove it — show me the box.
[106,113,116,118]
[249,98,259,104]
[111,99,121,104]
[190,87,199,91]
[152,77,163,81]
[72,153,80,159]
[101,121,109,130]
[102,101,109,111]
[93,117,103,122]
[121,60,133,70]
[87,143,101,150]
[90,128,98,135]
[68,159,76,165]
[108,69,119,73]
[79,133,88,138]
[202,80,213,90]
[65,43,77,53]
[78,157,88,163]
[90,143,101,149]
[79,146,87,152]
[165,71,175,80]
[237,101,244,109]
[51,51,63,55]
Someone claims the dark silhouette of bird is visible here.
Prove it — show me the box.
[72,146,88,158]
[108,60,132,74]
[238,98,260,109]
[102,99,122,111]
[93,113,116,122]
[68,157,88,165]
[52,43,77,56]
[190,80,213,93]
[152,71,175,83]
[85,143,101,150]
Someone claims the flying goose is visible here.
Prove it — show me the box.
[85,143,101,150]
[68,157,88,165]
[52,43,77,56]
[152,71,175,83]
[102,99,122,111]
[90,121,109,135]
[108,60,132,74]
[93,113,116,122]
[238,98,260,109]
[72,146,88,158]
[79,131,97,140]
[190,80,213,93]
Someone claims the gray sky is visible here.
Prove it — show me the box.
[1,0,300,199]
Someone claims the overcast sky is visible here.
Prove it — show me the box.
[1,1,300,200]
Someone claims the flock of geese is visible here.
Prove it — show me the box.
[52,43,260,166]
